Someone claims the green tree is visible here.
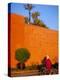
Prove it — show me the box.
[32,12,48,28]
[32,11,40,24]
[15,48,30,69]
[24,4,33,23]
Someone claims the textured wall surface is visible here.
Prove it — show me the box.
[9,14,58,68]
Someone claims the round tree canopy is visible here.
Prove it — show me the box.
[15,48,30,63]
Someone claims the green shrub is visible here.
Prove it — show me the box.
[32,12,40,20]
[15,48,30,63]
[39,20,48,28]
[15,48,30,69]
[34,18,41,25]
[32,12,48,28]
[52,62,58,69]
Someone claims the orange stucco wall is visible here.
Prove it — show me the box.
[9,14,58,68]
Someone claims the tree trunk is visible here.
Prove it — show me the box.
[17,63,25,70]
[29,10,31,23]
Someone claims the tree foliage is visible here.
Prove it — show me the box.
[24,4,33,23]
[32,11,48,28]
[15,48,30,64]
[24,4,33,10]
[32,12,40,20]
[32,11,40,25]
[24,4,48,28]
[39,20,48,28]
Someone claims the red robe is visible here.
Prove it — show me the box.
[45,58,52,72]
